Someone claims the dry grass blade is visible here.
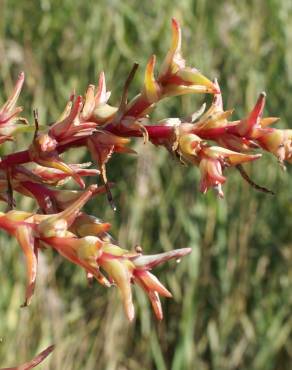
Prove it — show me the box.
[0,345,55,370]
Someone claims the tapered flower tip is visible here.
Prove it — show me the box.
[143,55,161,103]
[247,91,266,133]
[163,83,217,97]
[236,92,266,136]
[50,95,83,139]
[13,72,25,99]
[0,72,25,129]
[159,18,184,78]
[134,270,172,298]
[96,71,111,105]
[131,247,192,269]
[176,67,218,92]
[134,271,166,320]
[1,71,25,113]
[213,78,223,109]
[204,146,262,165]
[81,73,117,124]
[260,117,280,127]
[148,291,163,320]
[81,84,95,120]
[130,248,191,320]
[171,18,182,54]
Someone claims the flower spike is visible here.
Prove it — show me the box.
[0,18,290,325]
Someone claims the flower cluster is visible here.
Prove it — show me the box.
[0,19,290,327]
[0,185,191,320]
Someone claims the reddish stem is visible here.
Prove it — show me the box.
[0,123,174,169]
[0,150,30,169]
[105,123,173,139]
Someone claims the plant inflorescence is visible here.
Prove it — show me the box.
[0,18,291,368]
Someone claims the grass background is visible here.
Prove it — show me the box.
[0,0,292,369]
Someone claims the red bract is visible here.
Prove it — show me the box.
[0,72,28,144]
[0,18,290,332]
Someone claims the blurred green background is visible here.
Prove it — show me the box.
[0,0,292,369]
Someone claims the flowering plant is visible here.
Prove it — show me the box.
[0,18,290,368]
